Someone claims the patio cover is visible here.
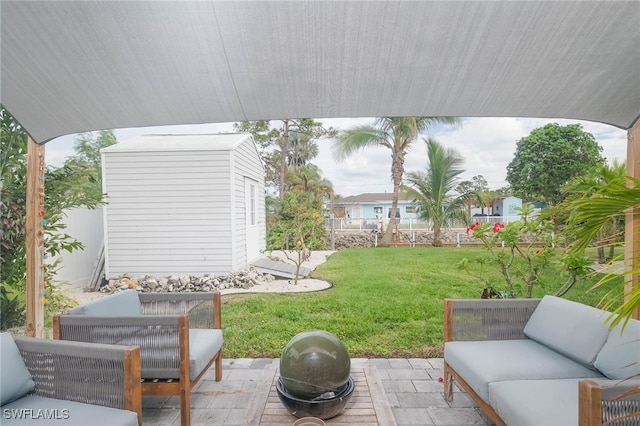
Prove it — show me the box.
[1,1,639,337]
[1,0,639,145]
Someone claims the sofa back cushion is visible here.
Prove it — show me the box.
[594,318,640,380]
[67,289,143,316]
[0,333,35,405]
[523,295,610,367]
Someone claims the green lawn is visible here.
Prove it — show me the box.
[221,247,623,358]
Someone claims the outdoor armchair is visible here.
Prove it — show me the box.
[53,289,223,426]
[1,332,141,425]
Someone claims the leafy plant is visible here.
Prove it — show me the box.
[266,190,327,283]
[459,204,563,298]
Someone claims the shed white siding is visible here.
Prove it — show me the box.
[101,134,265,278]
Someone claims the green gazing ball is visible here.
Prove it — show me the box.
[279,330,351,400]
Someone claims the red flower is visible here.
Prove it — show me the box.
[492,223,505,233]
[466,222,481,234]
[438,377,444,383]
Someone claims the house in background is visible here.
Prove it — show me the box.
[334,193,420,223]
[101,133,265,278]
[491,196,522,218]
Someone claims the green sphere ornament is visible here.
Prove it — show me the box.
[279,330,351,400]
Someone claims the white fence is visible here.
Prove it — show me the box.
[325,216,521,231]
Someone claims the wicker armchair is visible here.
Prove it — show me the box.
[443,298,640,426]
[53,290,223,426]
[1,333,141,425]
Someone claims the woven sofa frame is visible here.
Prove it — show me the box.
[53,291,222,426]
[13,336,142,424]
[443,298,639,426]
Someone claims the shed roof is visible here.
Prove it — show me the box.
[101,133,254,153]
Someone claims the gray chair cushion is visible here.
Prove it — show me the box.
[1,395,138,426]
[523,295,610,367]
[189,329,223,380]
[594,318,640,380]
[445,339,603,402]
[67,289,143,316]
[0,333,35,405]
[488,379,581,426]
[121,328,223,380]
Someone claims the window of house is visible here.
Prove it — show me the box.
[405,205,417,214]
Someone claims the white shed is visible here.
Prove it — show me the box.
[101,134,266,278]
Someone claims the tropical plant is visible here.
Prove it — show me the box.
[403,138,469,246]
[561,160,626,264]
[332,117,460,246]
[562,174,640,328]
[460,204,562,298]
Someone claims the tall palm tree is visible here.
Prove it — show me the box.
[332,117,459,246]
[403,138,469,246]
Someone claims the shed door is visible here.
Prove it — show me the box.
[245,178,261,262]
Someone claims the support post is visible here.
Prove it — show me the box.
[625,119,640,319]
[25,137,46,337]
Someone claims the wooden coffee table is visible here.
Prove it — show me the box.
[245,364,396,425]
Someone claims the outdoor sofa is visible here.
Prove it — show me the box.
[443,295,640,426]
[53,289,223,426]
[1,332,141,425]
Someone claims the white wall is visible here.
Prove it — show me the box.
[53,207,104,289]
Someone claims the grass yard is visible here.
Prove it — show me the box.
[221,247,624,358]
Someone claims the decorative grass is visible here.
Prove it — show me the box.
[221,247,624,358]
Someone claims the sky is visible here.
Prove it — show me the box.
[44,117,628,197]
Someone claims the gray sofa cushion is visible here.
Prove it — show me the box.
[594,318,640,380]
[523,295,610,367]
[488,379,581,426]
[0,333,35,405]
[445,339,603,402]
[1,395,138,426]
[67,289,143,316]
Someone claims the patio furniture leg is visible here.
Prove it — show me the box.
[443,362,453,401]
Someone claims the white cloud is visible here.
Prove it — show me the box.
[44,117,628,197]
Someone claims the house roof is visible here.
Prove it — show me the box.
[337,193,413,204]
[101,133,254,153]
[1,1,638,145]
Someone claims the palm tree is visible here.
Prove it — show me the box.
[332,117,459,246]
[562,169,640,327]
[403,138,469,246]
[563,160,626,263]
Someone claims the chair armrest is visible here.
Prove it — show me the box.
[139,291,221,329]
[579,378,640,425]
[13,336,141,418]
[444,298,541,342]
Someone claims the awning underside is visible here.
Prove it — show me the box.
[1,1,638,144]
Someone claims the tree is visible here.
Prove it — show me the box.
[332,117,460,246]
[68,130,117,176]
[560,173,640,328]
[456,174,492,215]
[234,119,336,198]
[266,190,328,283]
[506,123,604,205]
[0,108,107,330]
[403,138,469,247]
[561,160,626,264]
